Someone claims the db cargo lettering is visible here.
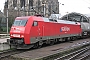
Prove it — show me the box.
[61,26,70,31]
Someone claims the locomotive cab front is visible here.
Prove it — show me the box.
[9,18,28,48]
[8,16,44,49]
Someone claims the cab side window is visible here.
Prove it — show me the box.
[32,21,38,26]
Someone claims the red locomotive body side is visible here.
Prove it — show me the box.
[43,22,81,36]
[29,18,81,44]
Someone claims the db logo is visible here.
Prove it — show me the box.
[60,26,70,32]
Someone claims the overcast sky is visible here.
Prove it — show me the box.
[59,0,90,15]
[0,0,90,15]
[0,0,5,12]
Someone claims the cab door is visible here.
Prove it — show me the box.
[38,21,44,37]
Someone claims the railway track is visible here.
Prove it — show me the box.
[1,38,90,60]
[0,49,27,60]
[54,45,90,60]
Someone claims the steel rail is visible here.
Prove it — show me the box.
[68,47,89,60]
[79,54,90,60]
[0,49,26,59]
[54,46,90,60]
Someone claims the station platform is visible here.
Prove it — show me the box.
[0,38,9,43]
[0,38,10,51]
[0,34,9,36]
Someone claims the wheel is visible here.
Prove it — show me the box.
[71,36,77,41]
[50,40,54,45]
[38,41,43,48]
[33,43,38,48]
[33,41,43,49]
[65,37,70,42]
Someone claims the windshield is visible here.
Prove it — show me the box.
[13,20,27,26]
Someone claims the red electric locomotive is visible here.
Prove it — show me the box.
[8,15,82,49]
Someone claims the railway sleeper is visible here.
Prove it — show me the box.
[68,48,89,60]
[79,54,90,60]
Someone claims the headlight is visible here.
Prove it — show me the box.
[12,34,20,37]
[11,34,13,36]
[21,35,24,38]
